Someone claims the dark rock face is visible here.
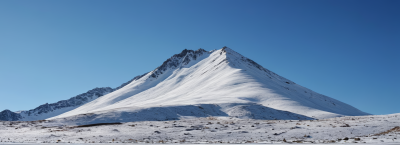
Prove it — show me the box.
[0,109,21,121]
[150,48,207,78]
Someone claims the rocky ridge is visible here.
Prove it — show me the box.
[0,87,114,121]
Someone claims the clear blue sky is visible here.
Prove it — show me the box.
[0,0,399,115]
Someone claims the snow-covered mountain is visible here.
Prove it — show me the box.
[0,87,114,121]
[44,47,368,124]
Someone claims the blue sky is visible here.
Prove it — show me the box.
[0,0,399,115]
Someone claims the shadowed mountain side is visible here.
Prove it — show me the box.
[48,103,313,126]
[0,110,21,121]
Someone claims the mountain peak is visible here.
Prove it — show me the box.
[4,46,366,124]
[219,46,242,57]
[221,46,228,51]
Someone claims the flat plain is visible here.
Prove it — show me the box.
[0,113,399,144]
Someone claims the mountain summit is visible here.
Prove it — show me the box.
[45,47,367,124]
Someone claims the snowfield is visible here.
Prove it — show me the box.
[0,113,399,144]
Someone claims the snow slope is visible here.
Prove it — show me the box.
[47,47,367,123]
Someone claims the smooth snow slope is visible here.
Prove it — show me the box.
[50,47,368,123]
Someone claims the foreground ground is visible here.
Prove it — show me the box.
[0,114,399,144]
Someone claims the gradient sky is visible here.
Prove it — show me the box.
[0,0,399,115]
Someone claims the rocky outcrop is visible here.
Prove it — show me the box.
[150,48,207,78]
